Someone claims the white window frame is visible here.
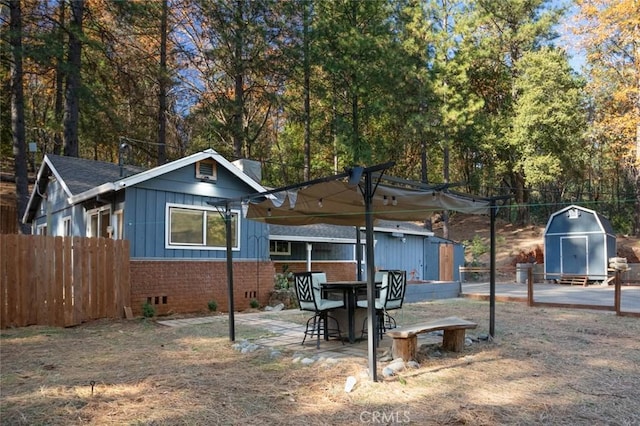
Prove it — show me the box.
[86,206,111,238]
[62,216,72,236]
[113,209,124,239]
[36,223,47,235]
[269,240,291,255]
[165,202,240,251]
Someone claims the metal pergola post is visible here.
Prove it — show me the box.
[226,203,235,342]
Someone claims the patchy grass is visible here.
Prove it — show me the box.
[2,299,639,425]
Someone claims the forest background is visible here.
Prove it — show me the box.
[1,0,639,237]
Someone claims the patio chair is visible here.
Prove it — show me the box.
[358,270,407,340]
[293,272,345,348]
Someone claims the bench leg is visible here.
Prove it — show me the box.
[391,335,417,362]
[442,329,466,352]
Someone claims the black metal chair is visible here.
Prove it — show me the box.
[293,272,345,348]
[358,270,407,340]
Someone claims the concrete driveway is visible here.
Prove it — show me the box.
[461,281,640,314]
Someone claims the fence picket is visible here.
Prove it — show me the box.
[63,237,74,327]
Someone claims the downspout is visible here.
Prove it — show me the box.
[306,242,312,271]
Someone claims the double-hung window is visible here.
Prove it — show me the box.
[166,203,239,250]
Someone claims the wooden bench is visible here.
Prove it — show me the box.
[386,316,478,362]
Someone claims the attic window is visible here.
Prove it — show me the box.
[196,159,217,182]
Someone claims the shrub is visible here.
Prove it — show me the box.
[142,302,155,318]
[207,300,218,312]
[250,299,260,309]
[274,265,293,290]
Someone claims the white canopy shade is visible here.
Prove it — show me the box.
[246,179,489,225]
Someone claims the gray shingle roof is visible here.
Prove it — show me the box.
[47,155,144,195]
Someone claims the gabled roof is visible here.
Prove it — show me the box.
[23,149,267,224]
[545,204,615,235]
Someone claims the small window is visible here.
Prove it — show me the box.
[269,240,290,255]
[62,217,71,236]
[37,223,47,235]
[196,159,217,182]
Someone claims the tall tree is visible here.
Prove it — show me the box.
[157,0,168,165]
[8,0,30,234]
[511,47,587,216]
[464,0,564,223]
[313,0,403,167]
[573,0,640,235]
[177,0,293,160]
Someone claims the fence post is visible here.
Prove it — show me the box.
[614,270,621,316]
[527,264,534,306]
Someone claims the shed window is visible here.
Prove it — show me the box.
[167,203,239,250]
[567,208,581,219]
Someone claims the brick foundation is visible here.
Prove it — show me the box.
[273,261,358,281]
[130,260,275,316]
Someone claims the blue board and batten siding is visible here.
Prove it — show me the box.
[544,205,616,281]
[373,234,463,281]
[125,164,270,260]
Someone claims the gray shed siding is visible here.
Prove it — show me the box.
[544,206,616,280]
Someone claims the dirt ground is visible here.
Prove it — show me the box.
[2,299,639,425]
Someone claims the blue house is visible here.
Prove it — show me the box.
[22,149,275,315]
[544,205,617,282]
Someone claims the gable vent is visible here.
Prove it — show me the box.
[196,159,217,182]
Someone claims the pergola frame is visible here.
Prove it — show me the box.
[211,163,509,381]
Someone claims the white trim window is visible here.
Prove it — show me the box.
[36,223,47,235]
[269,240,291,255]
[62,216,72,236]
[87,206,111,238]
[166,203,239,250]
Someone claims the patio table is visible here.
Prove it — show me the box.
[322,280,379,343]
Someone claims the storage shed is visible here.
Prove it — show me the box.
[544,205,617,281]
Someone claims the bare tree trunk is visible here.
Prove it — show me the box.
[9,0,30,234]
[157,0,168,165]
[53,0,65,155]
[421,138,432,231]
[63,0,84,157]
[232,0,244,159]
[302,0,311,181]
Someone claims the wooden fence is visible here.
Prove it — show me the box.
[0,235,130,328]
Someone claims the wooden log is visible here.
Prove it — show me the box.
[391,335,418,362]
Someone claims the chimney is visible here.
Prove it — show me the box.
[232,159,262,183]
